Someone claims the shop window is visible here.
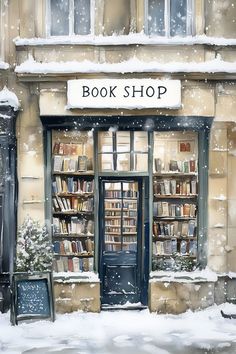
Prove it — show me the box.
[146,0,193,37]
[51,130,95,273]
[152,131,198,271]
[48,0,93,36]
[98,131,148,172]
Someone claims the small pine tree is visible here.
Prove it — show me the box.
[16,217,53,272]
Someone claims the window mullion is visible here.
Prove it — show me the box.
[69,0,74,36]
[187,0,193,36]
[165,0,170,37]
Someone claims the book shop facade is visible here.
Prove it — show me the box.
[15,73,230,315]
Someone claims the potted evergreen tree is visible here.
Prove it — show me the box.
[11,217,55,325]
[16,217,52,272]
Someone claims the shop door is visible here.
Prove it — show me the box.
[100,178,144,306]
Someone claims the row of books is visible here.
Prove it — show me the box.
[105,235,137,243]
[105,227,137,234]
[153,239,197,256]
[105,210,137,217]
[53,217,94,235]
[53,257,94,273]
[153,202,196,218]
[153,220,196,238]
[105,191,138,198]
[53,239,94,255]
[53,155,92,172]
[153,179,197,196]
[154,158,197,173]
[52,196,93,212]
[105,243,137,252]
[52,177,94,194]
[105,218,136,227]
[53,142,87,156]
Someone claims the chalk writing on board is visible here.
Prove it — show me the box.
[17,279,50,316]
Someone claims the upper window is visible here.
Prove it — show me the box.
[48,0,93,36]
[147,0,193,37]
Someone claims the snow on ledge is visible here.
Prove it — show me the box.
[0,86,20,110]
[13,34,236,47]
[0,61,9,70]
[15,56,236,75]
[53,271,100,283]
[150,267,218,283]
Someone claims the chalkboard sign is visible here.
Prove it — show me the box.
[11,272,55,325]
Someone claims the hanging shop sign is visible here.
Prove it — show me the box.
[67,79,181,109]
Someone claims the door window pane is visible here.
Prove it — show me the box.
[117,153,130,171]
[148,0,165,36]
[74,0,91,35]
[100,154,114,171]
[98,131,113,153]
[50,0,69,36]
[134,132,148,152]
[117,132,130,153]
[134,154,148,171]
[170,0,187,37]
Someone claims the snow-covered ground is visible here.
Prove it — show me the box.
[1,303,236,353]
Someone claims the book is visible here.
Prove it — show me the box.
[154,158,162,172]
[53,156,63,171]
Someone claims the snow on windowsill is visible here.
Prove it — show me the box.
[15,55,236,75]
[53,271,100,283]
[13,34,236,47]
[150,267,218,283]
[0,61,9,70]
[0,86,20,110]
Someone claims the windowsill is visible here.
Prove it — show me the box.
[0,61,9,70]
[53,271,100,283]
[150,268,218,283]
[14,33,236,47]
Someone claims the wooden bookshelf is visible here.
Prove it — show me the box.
[51,131,95,273]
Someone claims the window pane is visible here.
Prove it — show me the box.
[50,0,69,36]
[134,132,148,152]
[148,0,165,36]
[74,0,91,35]
[103,0,131,35]
[117,153,130,171]
[117,132,130,153]
[99,154,114,171]
[170,0,187,37]
[134,154,148,171]
[98,131,113,153]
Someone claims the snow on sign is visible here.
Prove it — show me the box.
[67,79,181,109]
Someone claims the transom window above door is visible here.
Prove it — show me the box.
[146,0,194,37]
[98,131,149,172]
[48,0,93,36]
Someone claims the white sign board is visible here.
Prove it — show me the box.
[67,79,181,109]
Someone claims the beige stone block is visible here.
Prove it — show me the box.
[175,283,193,302]
[165,299,189,314]
[214,277,227,305]
[228,156,236,199]
[18,152,45,179]
[17,125,43,154]
[149,282,177,301]
[54,282,100,313]
[208,255,227,273]
[215,95,236,123]
[181,86,215,117]
[208,176,227,199]
[34,46,96,63]
[136,46,205,63]
[228,228,236,248]
[209,151,227,176]
[209,125,227,151]
[208,203,227,229]
[18,207,45,226]
[208,230,227,256]
[227,249,236,273]
[19,0,35,37]
[228,200,236,227]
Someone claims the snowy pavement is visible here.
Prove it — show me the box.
[1,303,236,354]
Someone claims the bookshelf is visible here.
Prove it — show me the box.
[152,132,198,271]
[51,131,94,273]
[104,181,138,252]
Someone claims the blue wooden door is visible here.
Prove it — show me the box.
[100,178,144,305]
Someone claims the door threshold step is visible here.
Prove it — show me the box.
[102,304,147,311]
